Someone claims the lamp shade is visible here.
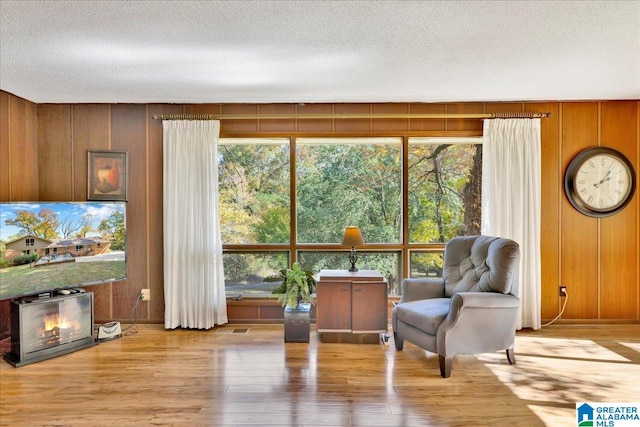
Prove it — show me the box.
[342,226,365,247]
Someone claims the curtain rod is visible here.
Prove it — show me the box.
[152,112,551,121]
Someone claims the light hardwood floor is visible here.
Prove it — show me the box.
[1,324,639,426]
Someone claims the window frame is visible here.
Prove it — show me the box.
[219,135,482,296]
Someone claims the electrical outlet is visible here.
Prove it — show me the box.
[559,285,567,297]
[141,288,151,301]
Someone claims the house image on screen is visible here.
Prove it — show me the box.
[577,403,595,426]
[4,235,111,262]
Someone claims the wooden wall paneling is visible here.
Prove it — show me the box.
[110,104,149,320]
[37,105,73,201]
[485,102,523,115]
[0,93,38,337]
[527,102,562,320]
[561,102,599,319]
[260,305,285,320]
[0,91,10,201]
[3,96,638,324]
[147,104,183,321]
[25,100,38,198]
[220,104,258,134]
[444,103,483,132]
[408,103,446,131]
[334,104,370,132]
[295,103,333,132]
[258,104,295,133]
[599,101,638,319]
[7,93,25,198]
[227,304,259,322]
[92,283,113,322]
[71,104,110,201]
[371,103,409,132]
[8,95,38,200]
[0,93,10,336]
[184,104,221,117]
[69,104,110,320]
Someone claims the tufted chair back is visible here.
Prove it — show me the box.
[443,235,520,298]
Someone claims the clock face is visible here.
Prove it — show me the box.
[565,147,636,217]
[574,154,632,210]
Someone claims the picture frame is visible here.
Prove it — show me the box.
[87,150,128,201]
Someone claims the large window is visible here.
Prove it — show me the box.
[219,136,481,296]
[408,137,482,243]
[223,252,288,297]
[296,138,402,244]
[218,138,290,244]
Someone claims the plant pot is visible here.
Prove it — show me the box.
[284,303,311,343]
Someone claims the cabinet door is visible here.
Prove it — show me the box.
[316,281,351,331]
[351,281,387,332]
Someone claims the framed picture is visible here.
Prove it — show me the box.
[87,150,128,201]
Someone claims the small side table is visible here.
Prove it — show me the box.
[284,303,311,343]
[316,269,388,344]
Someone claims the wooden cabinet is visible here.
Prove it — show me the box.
[316,270,387,343]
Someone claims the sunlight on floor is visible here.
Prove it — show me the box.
[477,334,640,426]
[514,336,631,361]
[620,341,640,353]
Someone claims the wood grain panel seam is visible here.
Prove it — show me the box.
[145,105,151,320]
[7,95,11,198]
[107,105,112,151]
[558,103,563,316]
[597,102,602,320]
[70,106,75,200]
[444,104,449,132]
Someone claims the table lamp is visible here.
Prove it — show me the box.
[342,226,365,272]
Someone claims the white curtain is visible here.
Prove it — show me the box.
[482,119,541,330]
[163,120,228,329]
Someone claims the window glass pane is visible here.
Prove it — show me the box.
[298,250,401,295]
[296,138,402,244]
[223,252,289,296]
[218,139,290,244]
[408,138,482,243]
[409,251,444,279]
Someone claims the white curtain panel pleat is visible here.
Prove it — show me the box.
[163,120,228,329]
[482,119,541,330]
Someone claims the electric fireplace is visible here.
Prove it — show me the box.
[4,292,97,367]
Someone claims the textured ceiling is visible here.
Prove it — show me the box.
[1,0,639,104]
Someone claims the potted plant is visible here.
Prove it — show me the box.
[271,262,316,343]
[271,262,316,308]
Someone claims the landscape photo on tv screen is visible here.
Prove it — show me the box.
[0,201,126,300]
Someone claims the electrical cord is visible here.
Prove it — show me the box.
[542,288,568,327]
[94,293,142,340]
[121,292,143,336]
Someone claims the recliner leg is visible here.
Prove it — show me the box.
[393,332,404,350]
[439,355,451,378]
[506,348,516,365]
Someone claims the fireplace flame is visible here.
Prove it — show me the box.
[42,314,81,336]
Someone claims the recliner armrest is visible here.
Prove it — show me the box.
[399,278,446,303]
[447,292,520,319]
[437,292,521,358]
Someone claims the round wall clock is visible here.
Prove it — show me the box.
[564,147,636,217]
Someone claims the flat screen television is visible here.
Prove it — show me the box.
[0,201,126,300]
